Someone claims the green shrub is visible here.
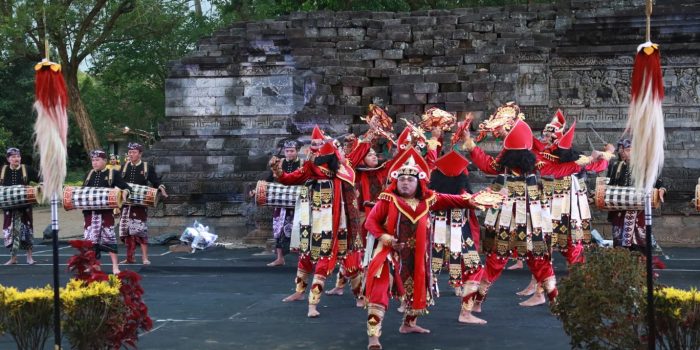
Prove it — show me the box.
[553,247,648,349]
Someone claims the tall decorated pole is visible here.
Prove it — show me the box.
[33,7,68,349]
[624,1,665,348]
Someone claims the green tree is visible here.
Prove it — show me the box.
[0,0,198,152]
[81,5,219,144]
[0,56,35,164]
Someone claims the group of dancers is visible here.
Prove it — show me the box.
[262,101,660,349]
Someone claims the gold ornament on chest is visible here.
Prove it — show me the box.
[403,197,419,210]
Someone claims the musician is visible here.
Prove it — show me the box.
[264,139,302,266]
[119,142,168,265]
[606,139,666,255]
[83,150,132,274]
[363,147,484,349]
[2,148,39,265]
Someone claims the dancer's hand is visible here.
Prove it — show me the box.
[378,234,395,247]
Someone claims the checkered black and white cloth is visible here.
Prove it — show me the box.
[0,185,38,209]
[255,181,301,208]
[63,186,121,211]
[602,185,646,211]
[125,183,159,208]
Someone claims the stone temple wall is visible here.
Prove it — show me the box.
[149,0,700,245]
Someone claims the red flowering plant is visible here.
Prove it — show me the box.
[66,240,152,349]
[66,240,109,282]
[109,270,153,349]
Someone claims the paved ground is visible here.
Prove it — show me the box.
[1,242,699,350]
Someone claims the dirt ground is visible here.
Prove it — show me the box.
[31,206,88,239]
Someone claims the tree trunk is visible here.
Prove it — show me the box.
[193,0,202,17]
[64,68,100,152]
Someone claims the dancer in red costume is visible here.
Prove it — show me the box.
[517,121,615,306]
[273,125,373,316]
[427,150,485,324]
[363,147,499,349]
[462,103,563,316]
[509,109,566,271]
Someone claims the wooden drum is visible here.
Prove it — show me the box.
[125,183,160,208]
[254,180,302,208]
[0,185,41,209]
[595,180,660,211]
[63,186,123,211]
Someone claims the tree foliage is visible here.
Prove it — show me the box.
[81,3,219,146]
[211,0,549,21]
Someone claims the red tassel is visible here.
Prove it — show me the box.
[630,49,664,101]
[35,67,68,111]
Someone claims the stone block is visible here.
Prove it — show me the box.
[428,93,445,103]
[337,41,364,51]
[444,92,469,102]
[401,16,436,26]
[338,27,366,39]
[366,40,393,50]
[381,27,411,41]
[352,49,383,60]
[425,73,458,83]
[319,28,337,37]
[206,138,225,150]
[341,76,371,87]
[374,59,397,68]
[389,74,424,85]
[391,93,427,105]
[432,55,464,66]
[473,22,494,32]
[382,49,404,59]
[413,82,439,94]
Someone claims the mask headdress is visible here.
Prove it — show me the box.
[476,102,525,142]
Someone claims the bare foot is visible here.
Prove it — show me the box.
[282,291,305,302]
[356,297,366,308]
[307,305,320,318]
[516,281,537,296]
[325,287,344,296]
[507,260,523,270]
[367,336,382,349]
[26,258,36,265]
[112,267,121,274]
[142,260,151,265]
[397,303,406,313]
[266,259,285,267]
[519,292,546,307]
[367,337,382,350]
[4,258,17,265]
[458,312,488,324]
[472,302,482,313]
[399,323,431,334]
[119,259,134,264]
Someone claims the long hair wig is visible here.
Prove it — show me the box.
[428,170,472,194]
[314,153,339,173]
[499,149,536,174]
